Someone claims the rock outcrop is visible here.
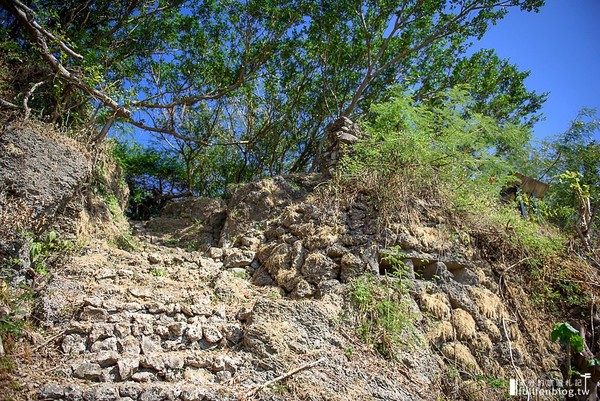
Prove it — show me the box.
[0,124,568,401]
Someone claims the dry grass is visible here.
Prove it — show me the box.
[427,321,454,344]
[420,293,451,320]
[451,308,477,341]
[469,332,493,355]
[468,287,504,322]
[441,342,482,374]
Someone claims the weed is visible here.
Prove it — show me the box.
[164,238,180,246]
[347,253,418,359]
[149,268,167,277]
[231,269,250,280]
[28,230,74,275]
[185,241,199,251]
[475,374,509,391]
[114,231,138,251]
[270,381,289,395]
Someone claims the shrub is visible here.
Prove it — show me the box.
[340,87,528,225]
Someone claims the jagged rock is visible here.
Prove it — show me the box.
[39,382,64,399]
[0,125,90,229]
[184,355,211,369]
[236,307,252,322]
[129,286,153,299]
[208,247,223,259]
[80,306,109,322]
[89,324,115,343]
[92,384,119,400]
[96,351,120,367]
[141,354,165,371]
[301,251,339,284]
[90,337,118,353]
[119,383,142,399]
[139,387,177,401]
[220,177,306,247]
[140,335,162,354]
[180,386,214,401]
[423,261,453,281]
[61,333,87,355]
[147,254,162,264]
[216,370,232,383]
[119,336,141,355]
[290,279,315,299]
[243,298,335,358]
[168,321,186,337]
[117,357,140,380]
[73,361,103,381]
[203,324,223,344]
[63,384,84,401]
[164,354,185,370]
[340,253,363,282]
[83,296,104,308]
[185,323,204,343]
[223,323,243,344]
[154,325,169,338]
[223,248,255,268]
[131,371,157,383]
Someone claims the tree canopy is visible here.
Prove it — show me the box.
[1,0,548,195]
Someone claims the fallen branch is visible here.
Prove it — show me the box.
[0,98,20,109]
[242,358,325,399]
[15,330,66,357]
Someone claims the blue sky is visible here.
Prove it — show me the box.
[471,0,600,142]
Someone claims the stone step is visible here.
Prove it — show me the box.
[39,380,227,401]
[61,349,242,384]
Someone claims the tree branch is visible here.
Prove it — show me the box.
[23,80,45,121]
[0,0,132,119]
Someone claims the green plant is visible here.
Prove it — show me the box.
[28,230,74,275]
[475,374,509,391]
[347,254,418,360]
[114,231,138,252]
[552,322,584,353]
[270,381,289,395]
[231,269,250,280]
[149,268,167,278]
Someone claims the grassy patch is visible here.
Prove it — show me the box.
[346,256,418,360]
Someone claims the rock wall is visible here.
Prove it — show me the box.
[139,176,563,400]
[1,124,567,400]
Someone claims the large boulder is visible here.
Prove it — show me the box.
[0,124,91,282]
[0,124,91,227]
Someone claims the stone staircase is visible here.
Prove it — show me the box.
[30,230,263,401]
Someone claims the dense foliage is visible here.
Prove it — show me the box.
[1,0,545,179]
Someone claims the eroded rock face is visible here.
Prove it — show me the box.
[0,124,91,289]
[0,125,90,224]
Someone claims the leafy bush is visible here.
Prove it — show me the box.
[340,87,528,224]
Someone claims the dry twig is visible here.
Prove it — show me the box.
[241,357,325,400]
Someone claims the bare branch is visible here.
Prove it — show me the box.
[23,80,45,121]
[0,98,19,109]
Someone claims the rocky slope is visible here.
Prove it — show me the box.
[0,123,572,400]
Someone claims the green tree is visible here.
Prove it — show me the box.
[342,87,529,221]
[1,0,546,188]
[530,108,600,253]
